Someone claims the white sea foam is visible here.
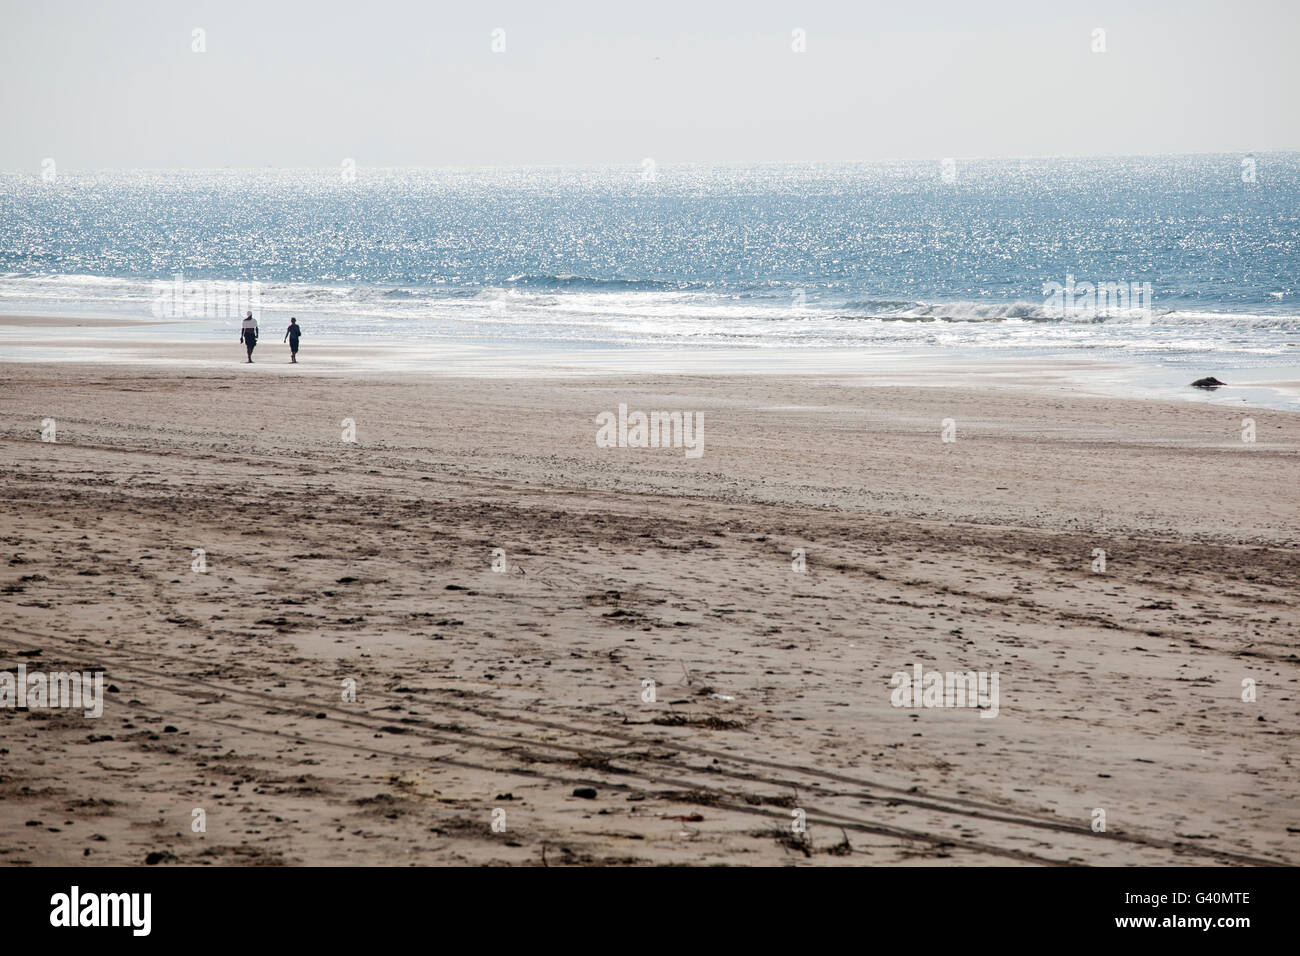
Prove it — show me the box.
[1,273,1296,360]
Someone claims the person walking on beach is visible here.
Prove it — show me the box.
[240,311,259,363]
[283,317,302,363]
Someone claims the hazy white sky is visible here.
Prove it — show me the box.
[1,0,1296,169]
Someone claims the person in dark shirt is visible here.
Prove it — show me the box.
[284,317,302,363]
[240,312,259,362]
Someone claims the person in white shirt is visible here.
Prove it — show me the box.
[240,311,259,363]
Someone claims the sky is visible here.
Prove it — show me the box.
[1,0,1297,169]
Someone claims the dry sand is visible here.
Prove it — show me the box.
[1,357,1296,866]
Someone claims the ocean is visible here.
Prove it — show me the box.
[2,155,1297,395]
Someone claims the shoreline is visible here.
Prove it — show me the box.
[4,313,1299,413]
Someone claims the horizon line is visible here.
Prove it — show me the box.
[4,148,1299,176]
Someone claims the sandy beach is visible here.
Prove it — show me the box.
[2,346,1296,867]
